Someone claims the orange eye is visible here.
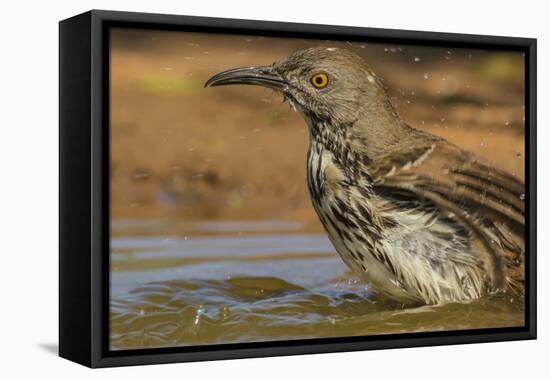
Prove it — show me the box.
[310,72,329,89]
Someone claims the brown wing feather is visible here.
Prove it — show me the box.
[370,131,525,297]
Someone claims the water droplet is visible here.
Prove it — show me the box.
[480,140,485,147]
[423,73,429,79]
[516,152,521,159]
[219,305,230,318]
[194,313,201,326]
[519,193,525,200]
[414,57,421,62]
[505,121,510,126]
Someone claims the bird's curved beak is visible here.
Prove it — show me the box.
[204,66,289,91]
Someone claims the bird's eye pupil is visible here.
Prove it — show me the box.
[311,72,328,89]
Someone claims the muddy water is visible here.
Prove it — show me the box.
[110,219,524,351]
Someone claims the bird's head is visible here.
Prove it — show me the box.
[205,47,405,157]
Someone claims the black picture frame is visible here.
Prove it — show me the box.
[59,9,537,368]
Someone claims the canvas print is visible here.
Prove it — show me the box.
[109,28,525,351]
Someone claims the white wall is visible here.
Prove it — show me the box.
[1,0,546,376]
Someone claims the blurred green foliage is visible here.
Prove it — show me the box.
[138,75,203,95]
[478,54,524,82]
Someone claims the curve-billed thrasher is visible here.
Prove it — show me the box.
[205,47,524,305]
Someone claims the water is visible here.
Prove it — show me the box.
[110,219,524,351]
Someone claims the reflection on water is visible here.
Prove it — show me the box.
[110,219,524,351]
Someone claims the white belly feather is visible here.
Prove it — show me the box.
[307,141,486,304]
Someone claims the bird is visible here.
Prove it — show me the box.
[205,47,525,305]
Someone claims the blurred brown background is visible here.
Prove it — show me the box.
[110,28,525,231]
